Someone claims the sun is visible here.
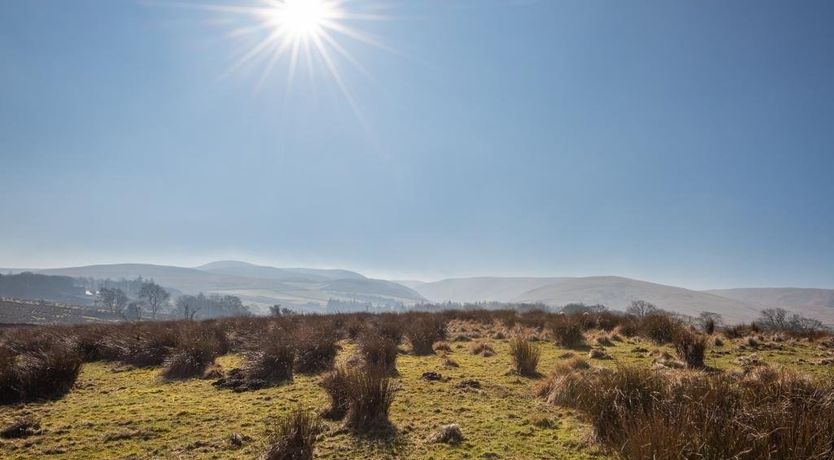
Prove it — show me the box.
[265,0,338,40]
[176,0,391,124]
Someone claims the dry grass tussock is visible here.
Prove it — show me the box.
[0,337,81,404]
[537,363,834,459]
[262,408,322,460]
[468,341,496,357]
[508,335,540,376]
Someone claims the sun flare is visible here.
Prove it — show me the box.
[179,0,390,125]
[264,0,338,40]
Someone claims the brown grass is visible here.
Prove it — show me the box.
[508,336,540,376]
[342,364,397,432]
[537,364,834,459]
[263,408,322,460]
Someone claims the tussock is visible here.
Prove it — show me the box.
[263,408,322,460]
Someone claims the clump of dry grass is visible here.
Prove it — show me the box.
[673,331,708,369]
[593,335,613,347]
[548,317,586,348]
[371,315,404,344]
[357,331,399,375]
[161,325,221,380]
[587,348,611,360]
[342,364,397,432]
[468,341,495,357]
[0,339,82,404]
[432,341,452,353]
[640,313,684,344]
[558,356,591,371]
[263,408,322,460]
[405,315,447,355]
[440,353,459,368]
[0,416,41,439]
[244,326,295,385]
[319,365,349,420]
[537,364,834,459]
[293,325,338,374]
[509,336,540,376]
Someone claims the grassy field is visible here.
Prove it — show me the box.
[1,317,833,459]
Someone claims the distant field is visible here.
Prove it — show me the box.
[1,312,833,459]
[0,299,121,325]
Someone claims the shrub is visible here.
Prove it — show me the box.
[725,323,754,339]
[549,317,585,348]
[509,336,540,376]
[0,340,82,405]
[294,326,338,374]
[244,327,295,384]
[703,318,716,335]
[71,325,109,362]
[594,311,627,331]
[614,319,640,338]
[342,364,397,432]
[405,315,447,355]
[99,324,179,367]
[673,331,707,369]
[161,326,221,380]
[640,313,683,343]
[373,315,403,343]
[263,408,322,460]
[0,345,16,396]
[357,332,398,375]
[494,310,518,328]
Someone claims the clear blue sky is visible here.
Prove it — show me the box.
[1,0,832,289]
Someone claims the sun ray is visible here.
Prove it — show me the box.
[155,0,394,131]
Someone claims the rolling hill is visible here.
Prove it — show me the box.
[27,262,425,312]
[6,262,833,324]
[704,288,834,324]
[407,276,834,324]
[197,261,366,282]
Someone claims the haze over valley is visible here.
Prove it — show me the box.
[4,261,832,325]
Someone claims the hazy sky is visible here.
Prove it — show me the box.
[1,0,833,289]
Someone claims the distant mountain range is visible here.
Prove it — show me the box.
[2,262,832,324]
[403,277,834,325]
[2,261,424,313]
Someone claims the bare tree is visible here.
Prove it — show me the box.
[176,295,202,320]
[758,308,789,331]
[757,308,825,335]
[626,300,657,319]
[698,311,723,334]
[138,281,170,320]
[126,301,143,321]
[97,287,129,316]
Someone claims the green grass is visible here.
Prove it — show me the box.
[596,334,834,376]
[1,326,831,459]
[0,338,603,459]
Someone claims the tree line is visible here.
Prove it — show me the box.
[96,282,250,320]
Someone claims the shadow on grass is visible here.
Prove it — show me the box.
[332,423,410,456]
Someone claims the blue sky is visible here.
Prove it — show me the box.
[1,0,832,289]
